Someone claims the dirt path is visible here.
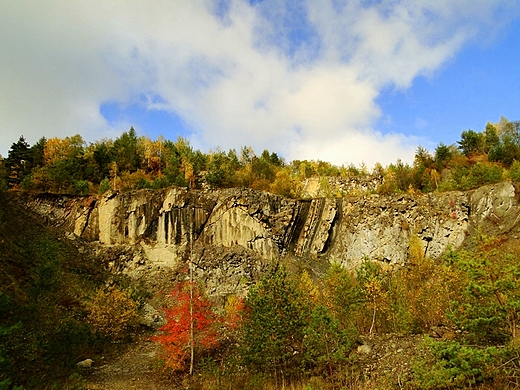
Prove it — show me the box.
[84,333,173,390]
[82,330,428,389]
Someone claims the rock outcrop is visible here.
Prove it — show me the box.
[17,181,520,284]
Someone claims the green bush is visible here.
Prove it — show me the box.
[151,176,170,189]
[509,160,520,182]
[445,162,503,191]
[445,245,520,344]
[98,177,111,194]
[301,304,356,375]
[467,162,503,188]
[135,177,151,190]
[73,180,90,195]
[414,339,509,389]
[412,241,520,389]
[322,262,361,331]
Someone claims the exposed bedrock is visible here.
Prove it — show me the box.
[18,181,520,275]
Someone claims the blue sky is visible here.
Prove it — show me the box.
[376,17,520,151]
[1,1,520,168]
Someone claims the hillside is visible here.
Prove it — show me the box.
[3,180,520,389]
[0,190,150,389]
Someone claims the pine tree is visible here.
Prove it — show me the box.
[241,266,307,380]
[4,136,32,188]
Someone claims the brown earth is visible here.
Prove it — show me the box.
[84,331,172,390]
[82,330,430,390]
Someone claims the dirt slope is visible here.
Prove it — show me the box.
[85,332,171,390]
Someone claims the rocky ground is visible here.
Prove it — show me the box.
[353,333,429,389]
[81,330,430,390]
[84,331,171,390]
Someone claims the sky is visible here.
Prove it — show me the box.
[1,0,520,168]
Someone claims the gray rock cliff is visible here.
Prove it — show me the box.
[17,181,520,298]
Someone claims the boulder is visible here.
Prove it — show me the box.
[76,358,94,368]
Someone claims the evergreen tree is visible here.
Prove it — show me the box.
[484,123,499,153]
[458,129,484,156]
[112,127,142,172]
[30,137,46,169]
[434,142,452,170]
[4,136,32,188]
[241,265,308,380]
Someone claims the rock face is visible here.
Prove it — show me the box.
[17,181,520,278]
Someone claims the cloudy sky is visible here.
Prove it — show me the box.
[1,1,519,168]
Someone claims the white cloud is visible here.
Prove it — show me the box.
[0,0,516,168]
[290,128,419,169]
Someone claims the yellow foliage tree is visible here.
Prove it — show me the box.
[356,261,391,334]
[142,136,164,174]
[393,235,453,332]
[364,276,389,334]
[270,169,300,198]
[181,158,194,188]
[86,285,139,339]
[298,270,320,304]
[44,135,84,165]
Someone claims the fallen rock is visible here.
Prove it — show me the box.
[357,344,372,354]
[139,303,165,329]
[76,358,94,368]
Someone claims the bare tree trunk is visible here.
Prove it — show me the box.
[189,212,194,375]
[370,298,377,334]
[325,334,333,379]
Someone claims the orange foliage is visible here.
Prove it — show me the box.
[153,282,219,372]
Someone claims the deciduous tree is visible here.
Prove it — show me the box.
[153,281,219,372]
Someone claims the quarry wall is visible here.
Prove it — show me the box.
[19,181,520,272]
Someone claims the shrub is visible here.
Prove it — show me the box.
[98,178,111,195]
[509,160,520,182]
[0,294,20,389]
[151,176,170,189]
[414,339,504,389]
[466,162,503,188]
[301,304,357,375]
[119,169,150,192]
[86,285,139,339]
[445,242,520,344]
[322,262,361,332]
[390,235,454,333]
[270,170,301,198]
[135,177,151,190]
[73,180,90,195]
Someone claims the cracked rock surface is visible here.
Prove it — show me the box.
[17,181,520,292]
